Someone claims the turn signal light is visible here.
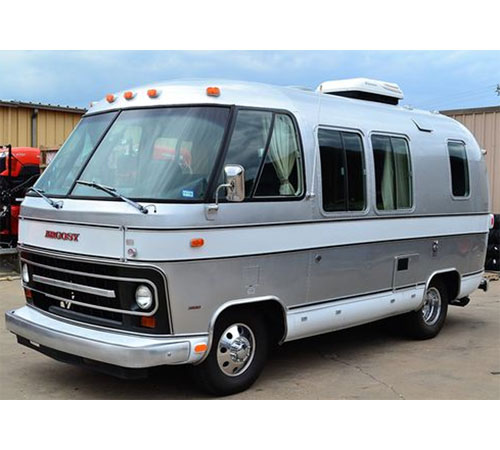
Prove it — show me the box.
[206,87,220,97]
[123,91,135,100]
[190,238,205,248]
[106,94,116,103]
[147,89,160,98]
[24,288,32,300]
[140,316,157,328]
[194,344,208,353]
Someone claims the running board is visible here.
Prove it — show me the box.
[450,297,470,307]
[285,286,425,342]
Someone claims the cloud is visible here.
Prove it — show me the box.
[0,50,498,110]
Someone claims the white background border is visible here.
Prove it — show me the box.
[1,1,499,447]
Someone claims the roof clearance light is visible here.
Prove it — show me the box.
[206,87,220,97]
[147,89,160,98]
[123,91,135,100]
[106,94,116,103]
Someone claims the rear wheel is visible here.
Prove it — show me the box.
[404,279,449,340]
[192,310,269,396]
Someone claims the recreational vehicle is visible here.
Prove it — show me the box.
[5,78,492,395]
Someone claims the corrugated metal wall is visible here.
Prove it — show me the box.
[0,104,83,149]
[37,110,81,148]
[0,106,32,147]
[443,107,500,214]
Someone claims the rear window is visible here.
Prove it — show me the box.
[371,135,412,211]
[448,141,470,197]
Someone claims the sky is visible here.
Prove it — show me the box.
[0,50,499,111]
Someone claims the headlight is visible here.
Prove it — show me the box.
[135,285,153,310]
[22,264,30,284]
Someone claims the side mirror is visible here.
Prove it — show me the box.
[224,164,245,202]
[205,164,245,219]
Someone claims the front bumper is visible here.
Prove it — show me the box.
[5,306,208,368]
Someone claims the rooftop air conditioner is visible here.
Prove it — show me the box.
[316,78,404,105]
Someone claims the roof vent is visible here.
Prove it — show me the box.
[316,78,404,105]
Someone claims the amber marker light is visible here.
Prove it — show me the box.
[194,344,208,353]
[106,94,116,103]
[140,316,157,328]
[190,238,205,248]
[147,88,160,98]
[206,87,220,97]
[123,91,135,100]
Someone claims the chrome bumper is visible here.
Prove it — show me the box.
[5,306,208,368]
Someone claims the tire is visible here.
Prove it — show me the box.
[403,279,449,340]
[494,215,500,230]
[192,310,269,396]
[487,245,500,259]
[486,258,499,271]
[490,230,500,245]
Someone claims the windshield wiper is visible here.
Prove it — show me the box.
[27,187,64,209]
[76,180,149,214]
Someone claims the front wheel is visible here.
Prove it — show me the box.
[192,310,269,396]
[404,279,449,340]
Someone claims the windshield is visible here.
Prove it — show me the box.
[34,106,230,201]
[35,112,117,196]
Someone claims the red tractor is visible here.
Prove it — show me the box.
[0,145,41,253]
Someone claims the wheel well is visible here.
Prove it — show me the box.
[428,271,460,301]
[215,300,287,345]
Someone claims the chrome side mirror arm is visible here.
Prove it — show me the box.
[204,164,244,220]
[205,182,233,219]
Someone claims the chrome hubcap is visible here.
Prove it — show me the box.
[217,323,255,377]
[422,287,442,326]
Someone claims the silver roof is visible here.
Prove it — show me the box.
[87,78,449,122]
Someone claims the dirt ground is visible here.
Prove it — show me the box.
[1,276,499,399]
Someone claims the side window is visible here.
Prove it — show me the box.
[371,135,412,210]
[222,110,304,199]
[318,128,365,212]
[448,141,470,197]
[254,114,303,197]
[223,110,273,197]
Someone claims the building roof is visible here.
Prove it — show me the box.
[441,105,500,115]
[0,99,86,114]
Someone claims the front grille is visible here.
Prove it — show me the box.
[20,249,171,334]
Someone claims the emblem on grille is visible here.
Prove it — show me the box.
[59,300,72,309]
[45,230,80,242]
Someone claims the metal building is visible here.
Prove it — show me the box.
[0,100,86,149]
[442,106,500,214]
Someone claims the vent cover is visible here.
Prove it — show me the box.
[317,78,404,105]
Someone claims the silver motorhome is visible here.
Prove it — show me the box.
[5,78,492,395]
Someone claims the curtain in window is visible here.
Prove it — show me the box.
[267,115,298,195]
[392,139,411,208]
[381,140,395,209]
